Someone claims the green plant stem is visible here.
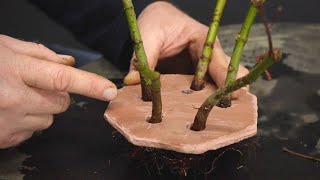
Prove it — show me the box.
[122,0,162,123]
[219,0,266,108]
[191,0,227,91]
[148,71,162,123]
[191,50,281,131]
[123,0,152,101]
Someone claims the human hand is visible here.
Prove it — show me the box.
[124,2,248,97]
[0,35,117,148]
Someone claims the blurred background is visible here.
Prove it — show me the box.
[0,0,318,51]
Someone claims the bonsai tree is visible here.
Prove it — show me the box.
[122,0,281,131]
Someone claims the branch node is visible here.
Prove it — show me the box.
[271,49,282,62]
[200,55,211,62]
[205,42,214,49]
[235,33,248,44]
[134,40,143,46]
[217,98,231,108]
[123,5,134,11]
[228,64,234,72]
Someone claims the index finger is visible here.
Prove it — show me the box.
[19,54,117,101]
[0,35,75,66]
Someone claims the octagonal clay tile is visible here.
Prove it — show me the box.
[105,74,257,154]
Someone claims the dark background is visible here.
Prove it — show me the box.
[0,0,319,49]
[173,0,320,24]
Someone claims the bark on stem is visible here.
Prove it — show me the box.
[191,0,227,91]
[148,71,162,123]
[122,0,162,123]
[219,0,266,108]
[191,49,281,131]
[123,0,152,101]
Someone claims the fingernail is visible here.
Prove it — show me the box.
[57,54,75,65]
[103,87,118,101]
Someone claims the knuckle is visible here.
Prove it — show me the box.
[36,43,49,54]
[52,68,74,91]
[0,133,24,148]
[40,115,53,130]
[0,95,18,111]
[35,43,57,59]
[0,133,9,149]
[16,132,33,146]
[57,93,70,113]
[0,120,34,149]
[9,135,23,147]
[85,74,100,96]
[240,67,249,77]
[0,100,10,111]
[243,67,249,74]
[236,66,249,79]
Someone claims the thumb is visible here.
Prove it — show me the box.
[123,50,160,85]
[123,55,141,86]
[123,22,163,85]
[0,35,75,66]
[123,39,162,86]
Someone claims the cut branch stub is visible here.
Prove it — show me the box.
[191,0,227,91]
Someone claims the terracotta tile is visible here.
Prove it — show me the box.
[105,75,257,154]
